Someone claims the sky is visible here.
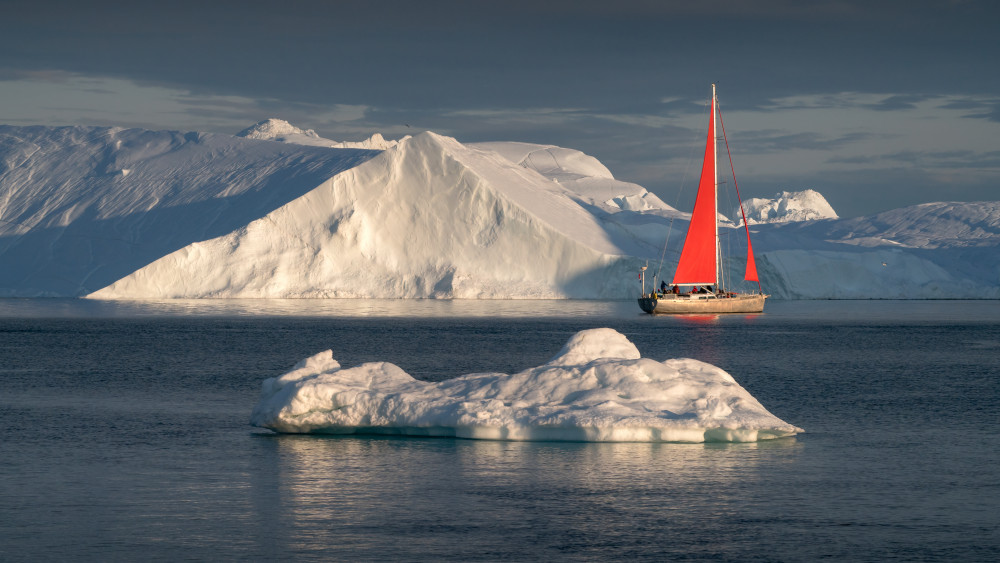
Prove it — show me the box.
[1,0,998,218]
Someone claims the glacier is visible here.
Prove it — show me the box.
[1,121,998,299]
[249,328,803,442]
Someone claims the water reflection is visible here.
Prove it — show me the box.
[2,297,998,322]
[660,312,767,325]
[674,314,721,324]
[0,297,640,318]
[252,434,801,558]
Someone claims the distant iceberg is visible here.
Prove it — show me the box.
[249,328,803,443]
[737,189,838,225]
[236,118,409,150]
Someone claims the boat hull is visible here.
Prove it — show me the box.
[638,293,766,314]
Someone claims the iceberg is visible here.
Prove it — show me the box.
[0,124,380,297]
[249,328,803,442]
[88,131,639,299]
[2,121,998,299]
[737,189,838,225]
[236,118,408,150]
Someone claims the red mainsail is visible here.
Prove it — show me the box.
[672,94,718,286]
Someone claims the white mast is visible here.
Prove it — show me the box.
[712,84,720,289]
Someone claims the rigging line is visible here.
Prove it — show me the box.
[718,181,731,291]
[654,218,672,289]
[717,99,763,294]
[719,180,732,292]
[721,180,740,291]
[654,95,709,286]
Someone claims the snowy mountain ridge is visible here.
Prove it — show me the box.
[1,122,997,299]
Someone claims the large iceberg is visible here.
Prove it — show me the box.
[0,124,380,297]
[88,131,640,299]
[2,121,998,299]
[249,328,803,442]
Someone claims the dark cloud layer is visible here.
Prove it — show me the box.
[4,0,997,111]
[1,0,999,217]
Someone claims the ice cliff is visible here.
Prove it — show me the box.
[0,124,379,296]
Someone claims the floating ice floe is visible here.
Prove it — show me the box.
[250,328,802,442]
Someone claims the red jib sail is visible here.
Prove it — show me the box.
[744,235,759,282]
[672,94,718,286]
[721,99,762,287]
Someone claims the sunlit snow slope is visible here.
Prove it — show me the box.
[90,132,644,298]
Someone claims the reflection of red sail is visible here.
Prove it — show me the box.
[672,94,718,286]
[678,314,720,325]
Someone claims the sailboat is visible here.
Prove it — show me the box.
[638,85,767,314]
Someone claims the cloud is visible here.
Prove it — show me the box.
[831,149,1000,169]
[0,68,80,83]
[940,97,1000,123]
[759,92,939,113]
[737,130,874,153]
[865,94,937,111]
[4,0,996,116]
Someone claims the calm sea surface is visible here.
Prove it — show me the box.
[1,299,998,561]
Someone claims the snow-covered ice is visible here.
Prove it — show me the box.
[88,131,640,299]
[737,189,838,224]
[236,118,407,150]
[1,121,998,299]
[0,124,379,296]
[249,328,803,442]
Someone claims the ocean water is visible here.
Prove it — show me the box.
[1,299,998,561]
